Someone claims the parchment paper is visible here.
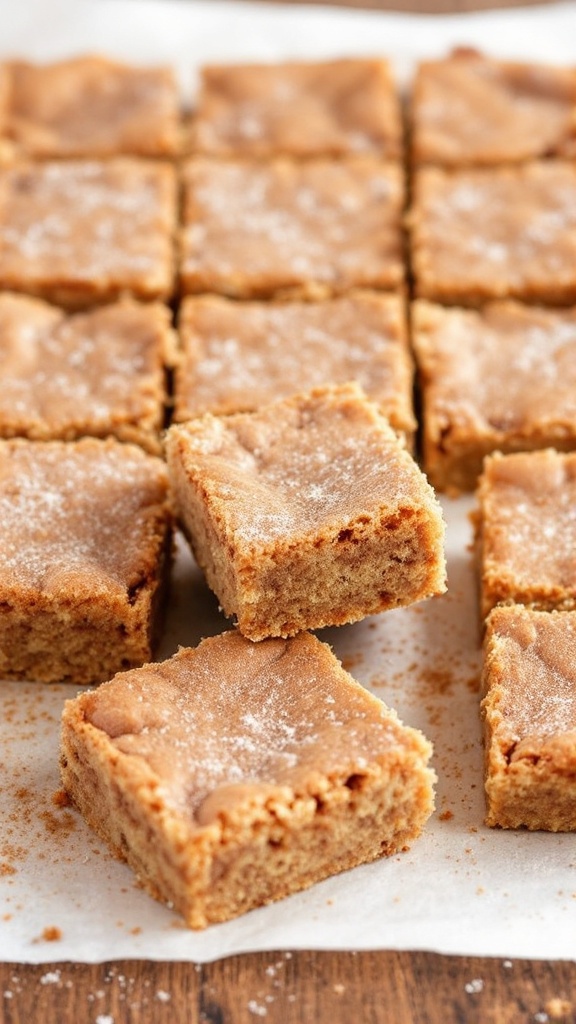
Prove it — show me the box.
[1,0,576,964]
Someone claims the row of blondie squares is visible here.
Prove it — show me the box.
[2,53,576,495]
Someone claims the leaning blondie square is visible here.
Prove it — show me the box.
[189,58,403,159]
[412,300,576,493]
[0,437,172,683]
[482,605,576,830]
[60,630,436,928]
[0,159,176,307]
[410,162,576,306]
[174,291,416,446]
[180,157,404,299]
[475,449,576,620]
[0,293,175,453]
[411,51,576,166]
[166,383,445,641]
[4,56,180,159]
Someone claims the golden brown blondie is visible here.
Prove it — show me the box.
[0,159,176,307]
[4,56,180,159]
[410,162,576,306]
[189,58,402,159]
[475,449,576,620]
[411,51,576,166]
[180,157,404,299]
[174,291,415,445]
[0,437,172,683]
[60,630,436,928]
[0,293,175,452]
[482,605,576,830]
[412,299,576,493]
[166,383,446,641]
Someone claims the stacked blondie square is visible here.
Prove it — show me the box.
[408,51,576,831]
[0,55,446,927]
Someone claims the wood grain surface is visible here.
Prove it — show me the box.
[5,2,573,1022]
[1,952,575,1023]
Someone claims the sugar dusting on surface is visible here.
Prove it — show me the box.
[0,441,167,592]
[182,158,402,288]
[180,388,435,543]
[0,160,173,283]
[92,633,404,820]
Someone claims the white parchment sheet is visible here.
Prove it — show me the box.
[1,0,576,964]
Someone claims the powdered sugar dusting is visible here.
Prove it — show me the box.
[182,158,402,293]
[0,297,166,438]
[0,160,174,289]
[0,440,168,595]
[93,633,403,821]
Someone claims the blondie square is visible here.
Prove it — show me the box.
[410,162,576,306]
[0,293,175,453]
[481,605,576,830]
[412,300,576,493]
[475,449,576,620]
[180,157,404,299]
[4,56,180,159]
[411,51,576,166]
[60,630,436,928]
[166,383,445,641]
[0,437,172,683]
[173,291,416,445]
[189,58,402,159]
[0,159,176,307]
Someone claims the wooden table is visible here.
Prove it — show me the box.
[5,2,574,1021]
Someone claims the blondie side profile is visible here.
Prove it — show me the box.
[0,437,172,683]
[61,630,436,928]
[475,449,576,620]
[482,605,576,830]
[166,383,445,640]
[412,299,576,493]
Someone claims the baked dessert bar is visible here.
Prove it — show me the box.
[0,159,176,307]
[0,293,175,453]
[166,383,446,641]
[0,437,172,683]
[475,449,576,620]
[411,50,576,166]
[180,157,404,299]
[4,55,180,159]
[60,629,436,928]
[173,291,416,446]
[189,58,403,159]
[412,299,576,493]
[482,605,576,830]
[410,162,576,306]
